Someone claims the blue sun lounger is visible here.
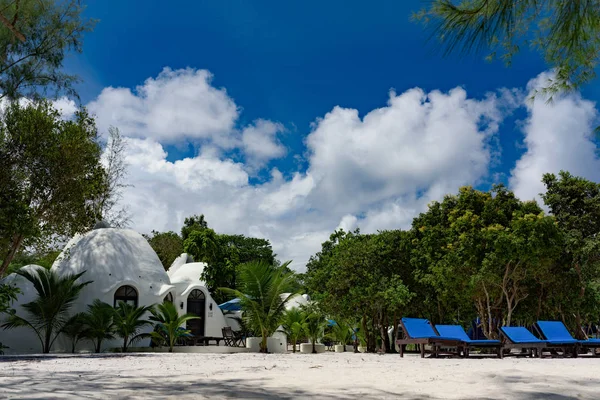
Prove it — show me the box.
[499,326,546,358]
[396,318,464,358]
[535,321,600,357]
[435,325,502,358]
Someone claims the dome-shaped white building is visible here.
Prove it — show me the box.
[1,227,230,354]
[167,258,229,338]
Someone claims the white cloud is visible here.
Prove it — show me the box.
[95,72,516,271]
[510,72,600,202]
[241,119,286,167]
[88,68,240,147]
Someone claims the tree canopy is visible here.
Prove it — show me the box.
[414,0,600,97]
[0,100,106,276]
[0,0,94,100]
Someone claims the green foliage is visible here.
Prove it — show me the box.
[183,224,276,303]
[0,0,95,100]
[149,301,198,352]
[220,260,298,353]
[278,307,306,353]
[0,100,106,276]
[305,229,413,352]
[1,268,91,353]
[181,214,208,241]
[541,171,600,334]
[113,302,154,352]
[60,313,86,353]
[81,300,116,353]
[331,320,353,351]
[414,0,600,97]
[144,231,184,270]
[0,282,18,314]
[301,305,327,354]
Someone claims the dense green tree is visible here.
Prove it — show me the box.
[113,302,154,353]
[2,268,91,353]
[541,171,600,335]
[60,313,86,353]
[0,100,106,277]
[181,214,209,241]
[184,229,276,302]
[144,231,184,270]
[414,0,600,97]
[0,0,94,100]
[220,260,297,353]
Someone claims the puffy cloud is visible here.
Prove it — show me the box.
[241,119,286,167]
[510,72,600,202]
[99,75,515,271]
[88,68,240,147]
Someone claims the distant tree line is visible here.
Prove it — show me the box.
[304,172,600,352]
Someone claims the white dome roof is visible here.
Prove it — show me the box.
[168,262,207,285]
[169,253,194,274]
[51,228,172,297]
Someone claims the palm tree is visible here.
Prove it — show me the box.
[113,302,154,352]
[331,320,353,352]
[302,307,327,354]
[61,313,86,353]
[82,299,116,353]
[220,260,297,353]
[278,307,306,353]
[2,268,91,353]
[149,301,198,352]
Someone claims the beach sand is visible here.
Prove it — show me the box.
[0,352,598,399]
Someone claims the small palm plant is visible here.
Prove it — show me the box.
[2,268,91,353]
[220,260,298,353]
[149,301,198,352]
[113,302,154,352]
[61,313,87,353]
[331,320,353,352]
[82,300,116,353]
[278,307,306,353]
[302,307,327,354]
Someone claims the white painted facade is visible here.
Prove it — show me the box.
[0,226,230,354]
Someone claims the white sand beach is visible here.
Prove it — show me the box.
[1,352,599,399]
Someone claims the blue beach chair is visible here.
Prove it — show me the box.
[535,321,600,357]
[436,325,502,358]
[396,317,465,358]
[499,326,546,358]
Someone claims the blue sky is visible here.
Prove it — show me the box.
[63,1,600,270]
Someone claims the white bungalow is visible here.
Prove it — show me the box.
[0,223,229,354]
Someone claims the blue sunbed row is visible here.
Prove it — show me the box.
[396,317,600,358]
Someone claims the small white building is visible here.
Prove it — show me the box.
[0,224,229,354]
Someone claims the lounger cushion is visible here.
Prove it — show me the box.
[500,326,545,343]
[401,318,463,341]
[435,325,500,345]
[536,321,577,343]
[580,338,600,345]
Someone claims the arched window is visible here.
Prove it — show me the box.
[188,289,205,300]
[114,285,138,307]
[163,292,173,303]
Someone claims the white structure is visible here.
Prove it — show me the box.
[0,224,230,354]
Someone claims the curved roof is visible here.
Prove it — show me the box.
[169,253,194,274]
[51,228,172,296]
[168,262,207,285]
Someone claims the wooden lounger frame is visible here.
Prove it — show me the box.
[499,329,546,358]
[395,319,465,358]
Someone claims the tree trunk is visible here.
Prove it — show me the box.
[292,339,296,353]
[0,234,24,277]
[123,336,129,353]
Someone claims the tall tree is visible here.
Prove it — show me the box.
[0,100,105,276]
[93,127,131,228]
[144,230,184,270]
[0,0,95,100]
[541,171,600,334]
[2,268,91,353]
[414,1,600,97]
[181,214,209,241]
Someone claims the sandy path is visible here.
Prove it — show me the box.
[0,352,599,399]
